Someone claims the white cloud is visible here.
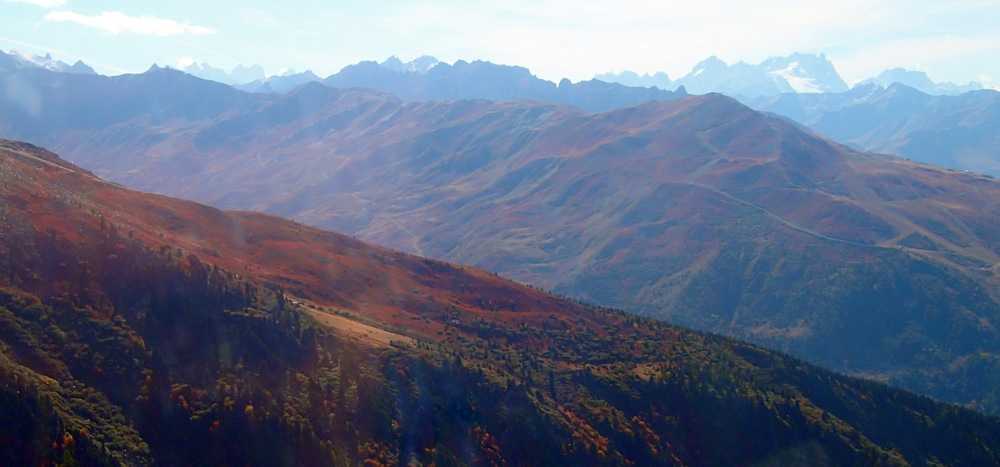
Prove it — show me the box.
[43,11,217,36]
[5,0,67,7]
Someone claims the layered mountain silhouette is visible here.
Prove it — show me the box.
[747,83,1000,177]
[212,54,687,113]
[235,69,322,94]
[2,65,999,415]
[2,139,1000,465]
[191,52,998,179]
[1,49,96,75]
[179,61,266,85]
[859,68,983,95]
[189,52,998,179]
[319,58,686,113]
[596,52,981,97]
[597,53,848,97]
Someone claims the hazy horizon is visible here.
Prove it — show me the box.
[3,0,998,88]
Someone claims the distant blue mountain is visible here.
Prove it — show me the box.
[596,53,847,97]
[859,68,982,96]
[178,61,266,85]
[746,83,1000,177]
[235,70,322,93]
[1,49,96,75]
[596,53,983,98]
[320,57,687,113]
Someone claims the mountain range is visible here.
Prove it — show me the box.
[1,49,95,75]
[745,83,1000,177]
[215,52,1000,179]
[318,58,687,113]
[6,48,983,99]
[678,53,848,96]
[2,139,999,465]
[170,52,984,100]
[173,52,1000,180]
[173,55,686,113]
[596,52,982,97]
[179,61,266,85]
[2,64,999,417]
[859,68,984,95]
[34,48,991,178]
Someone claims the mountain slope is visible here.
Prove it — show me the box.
[3,139,1000,465]
[2,67,1000,414]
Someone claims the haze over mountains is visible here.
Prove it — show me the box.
[180,61,267,86]
[598,53,848,96]
[0,49,96,75]
[592,52,1000,177]
[859,68,984,95]
[171,52,984,99]
[2,61,999,417]
[13,48,993,178]
[596,53,982,97]
[9,47,998,177]
[3,139,1000,465]
[173,54,686,113]
[745,84,1000,178]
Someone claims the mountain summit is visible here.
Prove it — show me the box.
[379,55,441,73]
[757,52,847,93]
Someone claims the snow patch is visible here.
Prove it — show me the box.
[768,62,823,93]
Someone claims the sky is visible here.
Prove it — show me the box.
[2,0,999,89]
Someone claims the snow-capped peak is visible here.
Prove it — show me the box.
[760,53,847,94]
[380,55,441,74]
[7,49,96,75]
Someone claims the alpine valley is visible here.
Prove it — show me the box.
[2,49,1000,464]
